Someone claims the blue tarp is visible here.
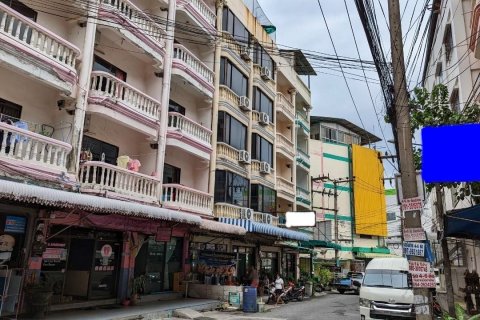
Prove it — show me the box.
[218,218,311,241]
[445,204,480,239]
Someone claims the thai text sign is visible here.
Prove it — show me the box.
[401,197,423,212]
[403,242,425,257]
[408,261,436,288]
[403,227,426,241]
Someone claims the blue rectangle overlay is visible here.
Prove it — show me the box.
[422,124,480,182]
[4,216,26,234]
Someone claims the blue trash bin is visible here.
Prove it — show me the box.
[243,286,257,312]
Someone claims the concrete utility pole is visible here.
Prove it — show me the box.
[388,1,430,318]
[435,185,455,316]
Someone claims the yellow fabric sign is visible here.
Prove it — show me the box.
[352,145,387,236]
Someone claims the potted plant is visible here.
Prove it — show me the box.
[24,274,54,318]
[130,275,146,306]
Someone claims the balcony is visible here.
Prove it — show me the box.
[213,203,279,226]
[296,149,310,170]
[88,71,161,138]
[215,142,248,176]
[166,112,212,160]
[295,112,310,135]
[177,0,216,37]
[253,64,275,97]
[98,0,166,68]
[276,133,295,159]
[250,159,275,188]
[0,121,73,183]
[218,86,249,124]
[79,161,160,204]
[172,44,214,98]
[277,176,295,202]
[0,2,81,95]
[162,183,213,215]
[276,93,295,122]
[253,212,279,227]
[252,111,274,140]
[220,32,250,73]
[296,186,311,208]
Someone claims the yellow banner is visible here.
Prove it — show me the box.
[352,145,387,236]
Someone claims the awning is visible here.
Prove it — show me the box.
[445,204,480,239]
[356,252,399,259]
[300,240,341,250]
[218,218,311,241]
[200,219,246,235]
[0,179,201,225]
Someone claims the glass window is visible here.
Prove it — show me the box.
[163,163,181,184]
[222,7,250,45]
[260,251,278,278]
[168,100,186,115]
[363,270,410,289]
[387,212,396,221]
[1,0,37,21]
[214,170,249,207]
[93,55,127,81]
[253,42,275,78]
[0,98,22,119]
[251,184,276,214]
[220,58,248,97]
[251,134,273,166]
[217,111,247,150]
[253,87,274,122]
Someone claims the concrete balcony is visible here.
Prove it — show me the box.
[277,176,295,202]
[177,0,216,37]
[220,32,250,73]
[79,161,160,204]
[0,2,80,95]
[166,112,212,160]
[218,85,249,125]
[296,149,310,171]
[98,0,166,69]
[88,71,161,138]
[172,44,214,98]
[0,121,73,182]
[253,212,279,227]
[214,203,279,227]
[162,183,212,215]
[252,111,274,141]
[250,159,275,188]
[276,93,295,122]
[215,142,248,176]
[296,186,311,208]
[276,133,295,159]
[295,112,310,135]
[253,64,275,97]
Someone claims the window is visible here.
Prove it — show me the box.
[1,0,37,20]
[0,98,22,119]
[93,55,127,81]
[315,221,332,242]
[82,135,119,165]
[214,170,250,207]
[251,184,276,214]
[251,133,273,166]
[387,212,396,221]
[168,100,186,115]
[321,126,337,142]
[163,163,181,184]
[260,251,278,278]
[220,58,248,97]
[443,24,453,62]
[363,270,410,289]
[253,42,275,78]
[359,234,373,239]
[450,88,460,113]
[217,111,247,150]
[435,63,443,83]
[222,7,250,45]
[253,87,273,122]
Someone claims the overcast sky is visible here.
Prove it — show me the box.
[258,0,427,184]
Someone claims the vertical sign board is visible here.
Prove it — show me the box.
[403,228,426,242]
[403,242,425,257]
[408,261,436,288]
[401,197,423,212]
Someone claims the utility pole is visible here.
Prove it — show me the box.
[333,181,339,264]
[435,185,455,316]
[388,1,431,319]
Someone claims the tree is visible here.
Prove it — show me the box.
[408,84,480,203]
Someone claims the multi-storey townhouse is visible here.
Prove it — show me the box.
[309,116,391,271]
[423,0,480,298]
[0,0,313,314]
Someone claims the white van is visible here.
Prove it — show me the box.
[359,257,415,320]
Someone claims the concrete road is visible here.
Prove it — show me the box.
[202,292,359,320]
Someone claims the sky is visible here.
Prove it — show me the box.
[257,0,429,185]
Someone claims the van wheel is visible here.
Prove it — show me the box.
[338,289,345,294]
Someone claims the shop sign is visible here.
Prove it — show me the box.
[408,261,436,288]
[156,227,172,242]
[403,227,426,241]
[403,242,425,257]
[401,197,423,212]
[42,242,67,271]
[4,216,26,234]
[229,292,240,306]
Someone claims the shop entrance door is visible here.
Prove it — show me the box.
[64,239,95,298]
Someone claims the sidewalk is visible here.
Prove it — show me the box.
[45,298,219,320]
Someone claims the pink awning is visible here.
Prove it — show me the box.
[200,219,246,235]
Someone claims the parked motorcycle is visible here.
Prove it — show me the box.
[286,282,305,301]
[266,283,289,305]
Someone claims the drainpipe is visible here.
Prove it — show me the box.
[207,0,224,195]
[156,0,176,191]
[69,1,98,174]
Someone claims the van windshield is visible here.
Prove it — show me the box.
[363,269,410,289]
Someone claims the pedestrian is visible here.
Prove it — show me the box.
[248,266,259,288]
[274,273,285,305]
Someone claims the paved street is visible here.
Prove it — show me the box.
[202,292,359,320]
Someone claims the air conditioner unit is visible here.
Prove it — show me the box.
[260,67,272,80]
[239,45,251,61]
[264,213,272,224]
[259,112,269,125]
[241,207,254,220]
[239,96,251,111]
[260,161,271,174]
[238,150,251,164]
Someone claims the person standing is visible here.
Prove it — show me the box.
[274,273,284,304]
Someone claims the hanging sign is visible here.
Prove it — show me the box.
[408,261,436,288]
[403,227,426,241]
[401,197,423,212]
[403,242,425,257]
[4,216,26,234]
[156,227,172,242]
